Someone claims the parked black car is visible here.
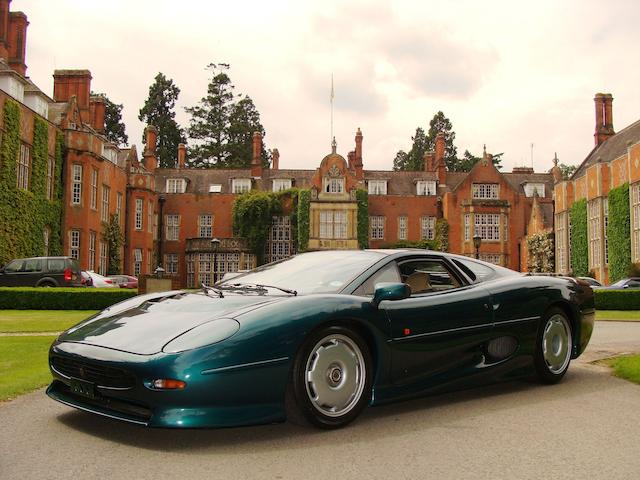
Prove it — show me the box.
[598,277,640,290]
[0,256,82,287]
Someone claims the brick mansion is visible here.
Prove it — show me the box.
[1,2,638,287]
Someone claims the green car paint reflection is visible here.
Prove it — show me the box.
[47,250,595,429]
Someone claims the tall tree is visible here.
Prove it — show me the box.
[185,63,268,168]
[138,73,186,169]
[558,163,577,180]
[93,92,128,146]
[426,111,458,171]
[458,149,503,171]
[393,127,428,171]
[393,112,458,171]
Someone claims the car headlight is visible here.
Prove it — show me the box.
[162,318,240,353]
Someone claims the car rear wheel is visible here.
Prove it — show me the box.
[534,308,572,384]
[37,281,56,288]
[286,325,372,429]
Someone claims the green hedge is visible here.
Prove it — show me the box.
[570,198,588,277]
[0,287,137,310]
[356,189,368,249]
[297,189,310,252]
[594,289,640,311]
[607,183,631,283]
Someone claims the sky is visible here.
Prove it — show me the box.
[15,0,640,173]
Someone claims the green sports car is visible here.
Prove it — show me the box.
[47,249,595,429]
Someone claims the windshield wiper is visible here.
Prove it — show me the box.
[217,283,297,296]
[201,283,224,298]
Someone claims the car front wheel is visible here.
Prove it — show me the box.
[534,308,572,384]
[287,325,372,429]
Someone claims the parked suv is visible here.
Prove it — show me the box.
[0,256,82,287]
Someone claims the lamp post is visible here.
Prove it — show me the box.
[210,237,221,284]
[473,235,482,259]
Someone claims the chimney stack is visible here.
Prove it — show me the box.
[354,128,364,179]
[7,11,27,76]
[53,70,92,123]
[251,131,263,177]
[271,148,279,170]
[594,93,615,146]
[347,151,355,170]
[0,0,10,57]
[177,143,186,169]
[435,133,446,184]
[143,125,158,171]
[89,95,105,134]
[424,151,435,172]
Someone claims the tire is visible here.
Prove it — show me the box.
[286,325,373,429]
[37,281,56,288]
[534,308,572,384]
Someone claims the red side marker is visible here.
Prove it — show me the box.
[403,328,411,336]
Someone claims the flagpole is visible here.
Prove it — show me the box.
[330,74,334,146]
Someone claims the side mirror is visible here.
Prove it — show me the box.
[372,282,411,308]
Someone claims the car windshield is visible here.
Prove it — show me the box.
[218,250,386,294]
[609,279,627,288]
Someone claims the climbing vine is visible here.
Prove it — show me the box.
[0,101,63,264]
[102,214,124,274]
[356,189,368,249]
[232,189,299,264]
[527,232,555,273]
[570,198,588,277]
[435,218,449,251]
[607,183,631,283]
[297,189,310,252]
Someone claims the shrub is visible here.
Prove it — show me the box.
[607,184,631,283]
[570,199,588,277]
[594,289,640,311]
[0,287,137,310]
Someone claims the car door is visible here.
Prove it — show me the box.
[0,259,25,286]
[380,256,493,389]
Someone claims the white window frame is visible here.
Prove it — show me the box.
[46,156,55,200]
[209,184,222,193]
[368,180,387,195]
[369,216,385,240]
[116,192,123,225]
[398,216,408,241]
[474,213,501,241]
[166,214,180,241]
[166,178,186,194]
[133,249,143,276]
[416,180,436,196]
[88,231,96,271]
[319,210,347,239]
[99,240,108,275]
[101,185,110,222]
[232,178,251,194]
[165,253,179,274]
[603,198,609,266]
[272,179,292,192]
[16,143,30,190]
[135,198,143,231]
[69,230,80,260]
[472,183,499,199]
[72,165,83,205]
[148,201,154,234]
[323,177,344,194]
[420,216,435,240]
[524,183,546,197]
[199,214,213,238]
[90,169,98,210]
[588,198,602,269]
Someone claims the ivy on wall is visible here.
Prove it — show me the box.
[0,100,63,265]
[356,189,369,249]
[570,198,588,277]
[527,232,555,273]
[102,214,124,274]
[435,218,449,251]
[297,189,310,253]
[232,189,300,264]
[607,183,631,283]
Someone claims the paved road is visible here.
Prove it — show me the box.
[1,322,639,480]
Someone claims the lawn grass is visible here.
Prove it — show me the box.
[595,310,640,321]
[603,355,640,385]
[0,335,56,401]
[0,310,97,333]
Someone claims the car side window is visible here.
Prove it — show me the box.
[398,259,461,295]
[4,259,23,273]
[353,262,401,296]
[48,259,65,272]
[23,259,42,272]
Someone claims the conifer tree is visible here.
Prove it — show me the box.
[138,73,186,168]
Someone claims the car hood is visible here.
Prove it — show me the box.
[58,291,285,355]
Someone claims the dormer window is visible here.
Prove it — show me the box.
[232,178,251,194]
[272,179,292,192]
[166,178,186,193]
[324,177,344,194]
[368,180,387,195]
[416,180,436,196]
[524,183,545,197]
[472,183,499,199]
[209,184,222,193]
